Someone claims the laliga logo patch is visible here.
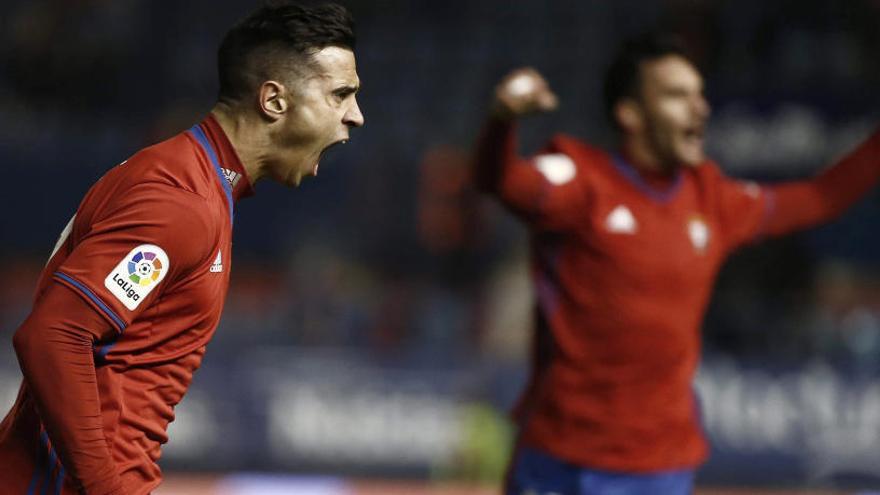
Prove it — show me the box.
[687,216,710,253]
[104,244,169,310]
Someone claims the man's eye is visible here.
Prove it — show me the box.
[333,88,357,100]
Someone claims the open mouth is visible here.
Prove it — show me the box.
[312,139,349,176]
[320,138,349,159]
[683,125,704,145]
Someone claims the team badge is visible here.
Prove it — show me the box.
[605,204,638,234]
[104,244,170,310]
[687,216,710,253]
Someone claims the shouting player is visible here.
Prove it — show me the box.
[474,34,879,494]
[0,3,363,494]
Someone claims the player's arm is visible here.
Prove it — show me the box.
[716,129,880,250]
[13,285,124,495]
[13,183,215,494]
[474,68,558,195]
[474,69,588,229]
[761,128,880,236]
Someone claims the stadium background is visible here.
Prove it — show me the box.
[1,0,880,493]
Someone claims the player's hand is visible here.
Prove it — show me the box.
[490,68,559,121]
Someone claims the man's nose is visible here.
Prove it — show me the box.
[344,99,364,128]
[693,95,711,119]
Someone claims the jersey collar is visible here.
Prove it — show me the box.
[198,114,255,202]
[610,152,683,204]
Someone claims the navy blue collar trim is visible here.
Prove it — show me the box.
[610,153,683,204]
[189,124,234,225]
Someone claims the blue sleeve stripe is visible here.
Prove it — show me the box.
[53,465,65,495]
[189,124,234,226]
[24,460,40,495]
[53,272,126,333]
[96,342,117,359]
[43,433,57,495]
[27,424,68,495]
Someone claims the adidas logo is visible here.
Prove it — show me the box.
[210,250,223,273]
[221,168,241,188]
[605,205,637,234]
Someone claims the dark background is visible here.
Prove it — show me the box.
[1,0,879,489]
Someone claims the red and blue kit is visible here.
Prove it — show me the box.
[475,119,880,473]
[0,116,252,494]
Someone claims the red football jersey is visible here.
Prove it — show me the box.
[475,120,880,472]
[0,115,252,494]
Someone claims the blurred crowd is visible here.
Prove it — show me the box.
[1,0,880,412]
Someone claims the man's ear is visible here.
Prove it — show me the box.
[614,98,644,133]
[258,80,288,121]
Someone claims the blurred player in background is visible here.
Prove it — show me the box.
[0,2,362,494]
[474,33,880,495]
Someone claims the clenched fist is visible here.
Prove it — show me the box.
[491,68,559,120]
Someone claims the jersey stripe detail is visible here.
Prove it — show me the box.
[189,124,234,226]
[95,342,117,360]
[42,430,57,495]
[53,272,126,333]
[53,465,65,495]
[24,454,41,495]
[26,422,68,495]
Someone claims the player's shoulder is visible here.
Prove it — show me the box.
[538,134,612,172]
[532,134,613,186]
[689,158,730,185]
[544,134,611,165]
[114,130,216,200]
[78,131,222,235]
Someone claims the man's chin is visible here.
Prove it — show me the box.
[677,150,705,168]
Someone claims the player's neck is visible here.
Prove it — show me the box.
[210,104,269,184]
[620,136,676,177]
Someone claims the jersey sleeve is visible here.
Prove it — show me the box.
[761,128,880,237]
[13,284,124,494]
[716,127,880,251]
[713,168,773,252]
[52,183,217,335]
[473,118,590,231]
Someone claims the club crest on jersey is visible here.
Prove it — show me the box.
[104,244,169,310]
[687,216,710,253]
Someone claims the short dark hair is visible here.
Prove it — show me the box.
[602,33,693,129]
[217,2,355,103]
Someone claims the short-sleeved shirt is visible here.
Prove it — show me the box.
[502,135,772,472]
[0,115,252,494]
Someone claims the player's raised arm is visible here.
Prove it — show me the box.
[490,68,559,122]
[473,69,592,230]
[760,127,880,236]
[473,68,558,195]
[716,126,880,250]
